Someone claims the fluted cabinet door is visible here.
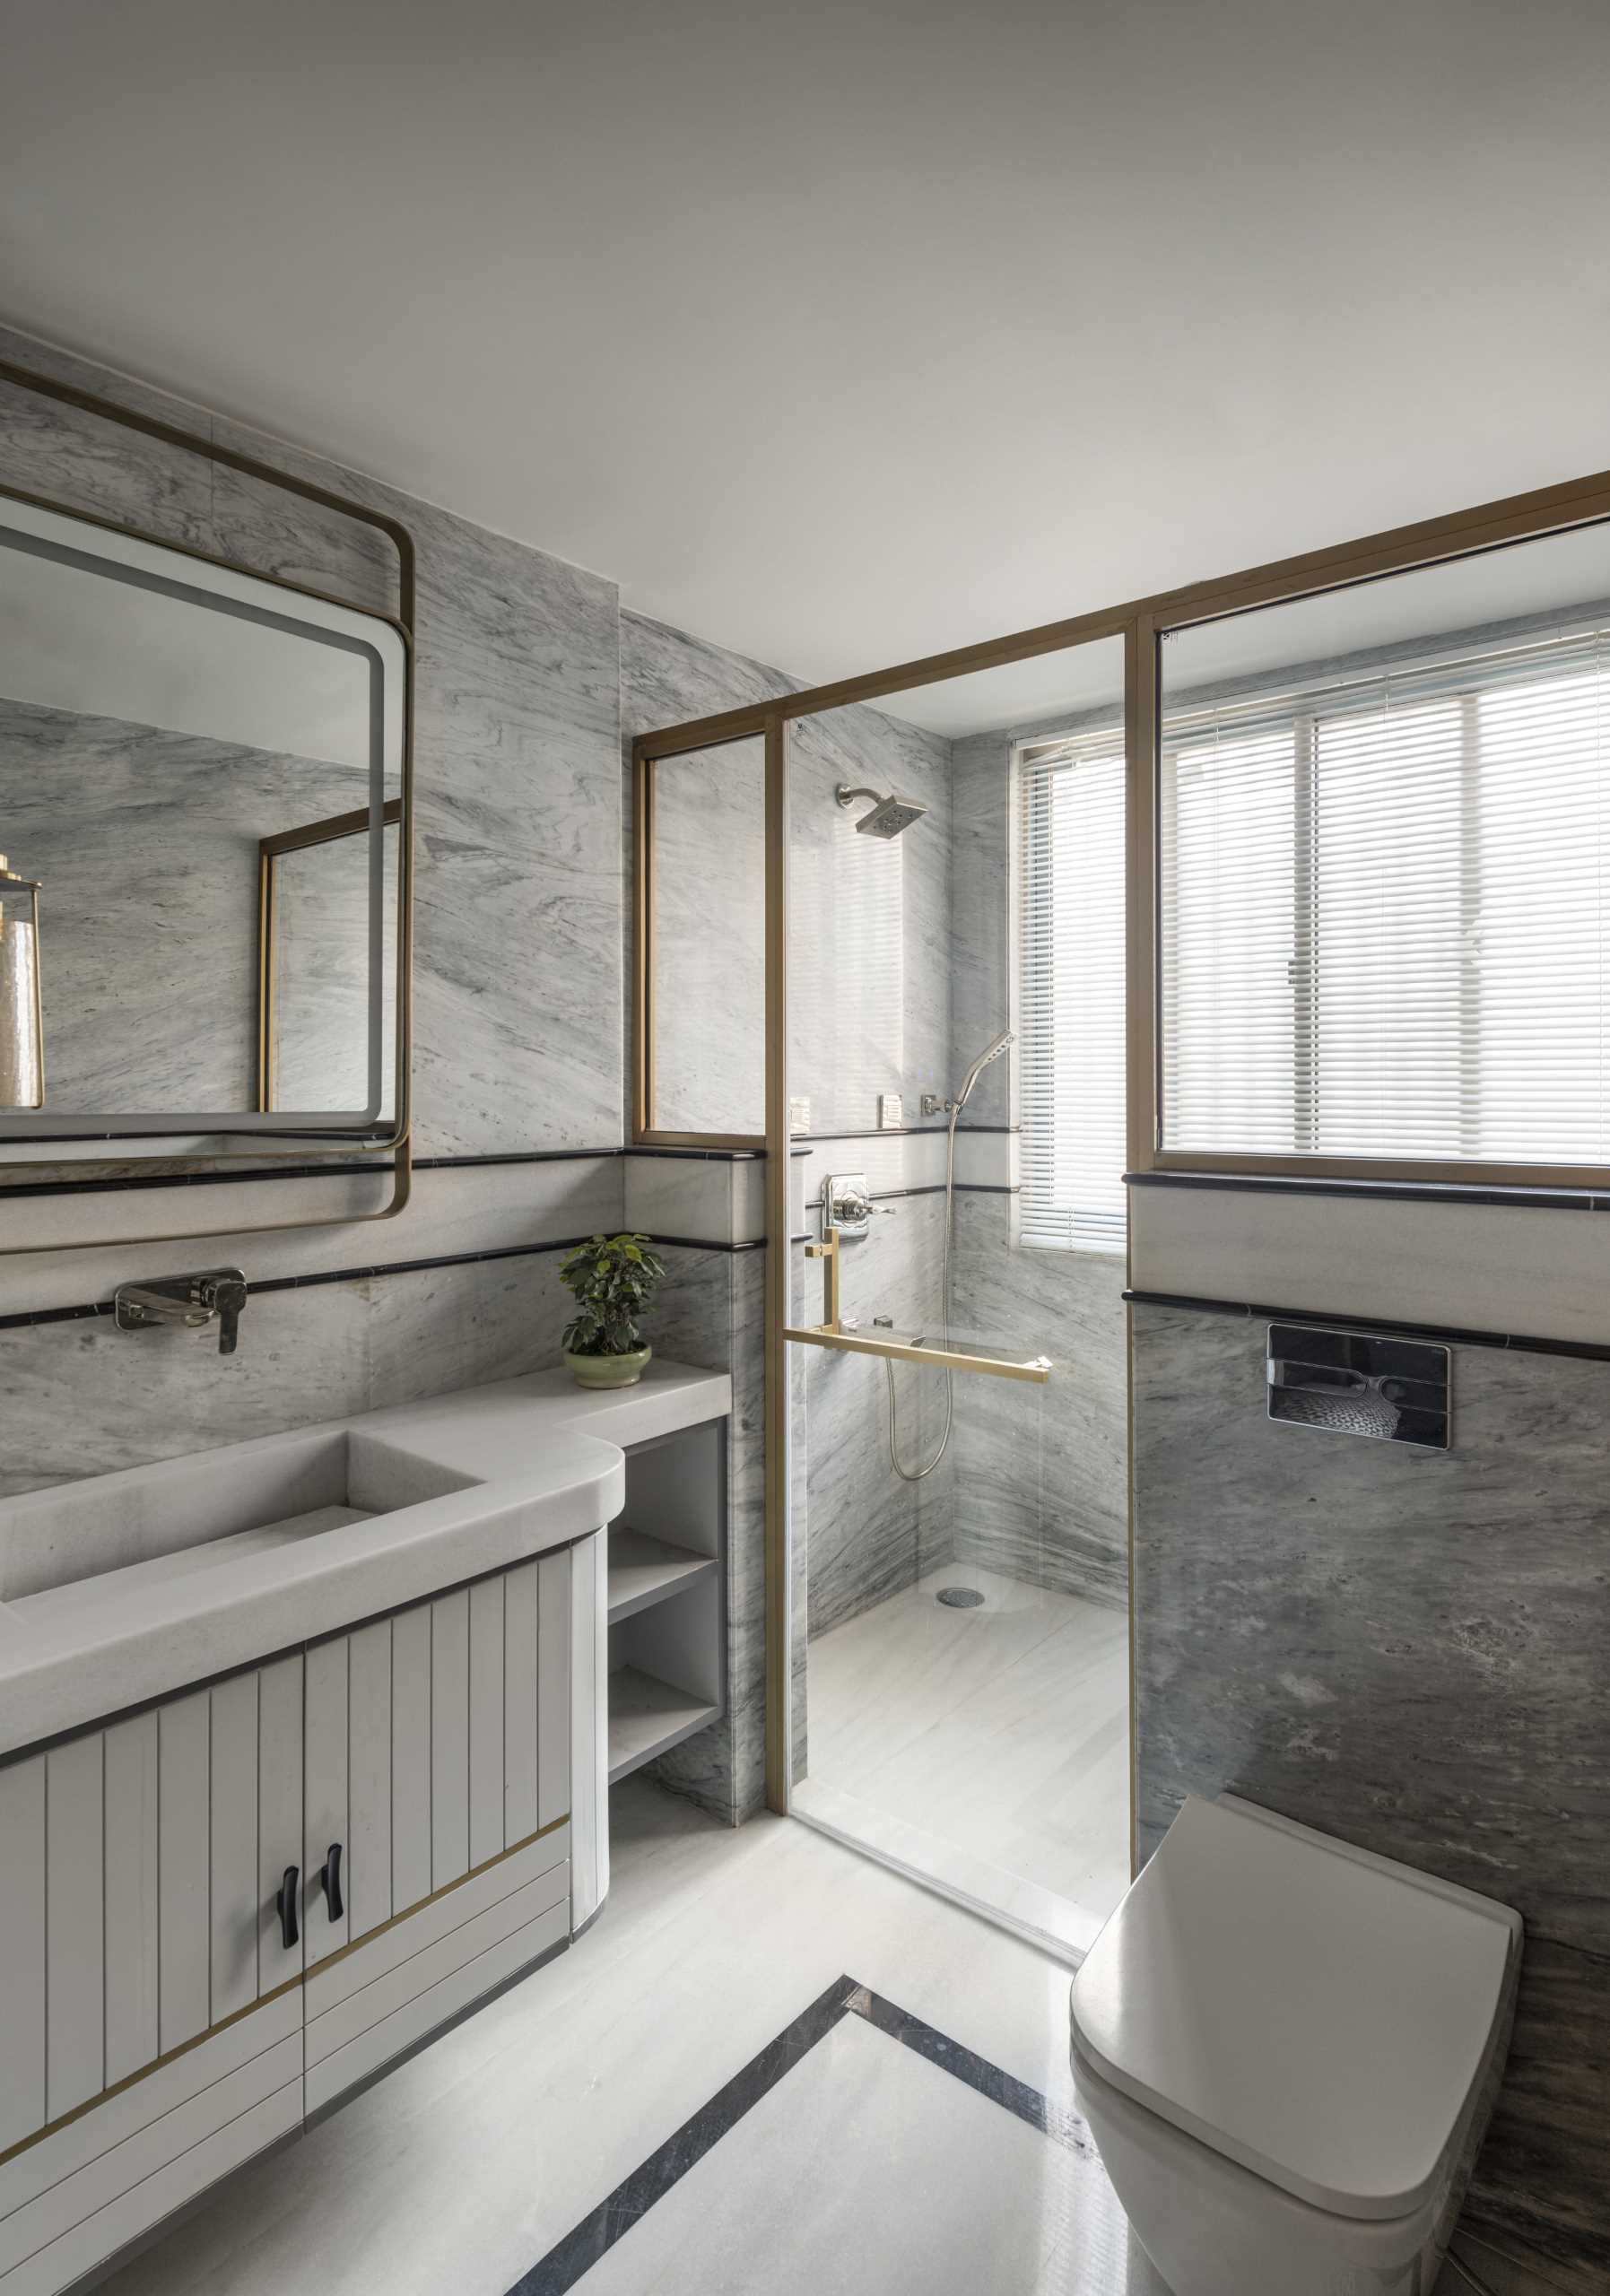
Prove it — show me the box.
[257,1656,304,1998]
[345,1619,393,1945]
[102,1714,160,2087]
[0,1656,305,2169]
[303,1639,350,1964]
[0,1755,47,2152]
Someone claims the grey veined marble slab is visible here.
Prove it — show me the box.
[1131,1300,1610,2294]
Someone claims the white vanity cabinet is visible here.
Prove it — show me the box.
[298,1550,579,2116]
[0,1537,600,2296]
[0,1658,309,2296]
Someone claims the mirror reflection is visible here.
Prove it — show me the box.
[0,494,405,1145]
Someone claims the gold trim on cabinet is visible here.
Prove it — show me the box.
[302,1810,571,1979]
[0,1815,575,2170]
[0,1972,306,2170]
[0,353,416,1248]
[783,1323,1054,1384]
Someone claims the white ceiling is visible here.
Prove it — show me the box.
[3,0,1609,716]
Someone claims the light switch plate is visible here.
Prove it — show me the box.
[878,1093,903,1129]
[789,1096,811,1135]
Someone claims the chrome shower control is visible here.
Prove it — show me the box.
[822,1172,873,1237]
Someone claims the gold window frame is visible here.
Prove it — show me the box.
[0,353,415,1247]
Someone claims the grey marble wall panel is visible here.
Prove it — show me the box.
[948,728,1013,1129]
[949,1194,1127,1608]
[1131,1301,1610,2292]
[619,612,798,1139]
[0,1152,623,1320]
[648,740,767,1137]
[0,1239,583,1503]
[789,704,953,1135]
[621,609,954,1136]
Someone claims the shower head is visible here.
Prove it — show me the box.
[835,784,928,839]
[953,1030,1014,1111]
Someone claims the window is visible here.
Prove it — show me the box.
[1159,622,1610,1169]
[1017,726,1127,1250]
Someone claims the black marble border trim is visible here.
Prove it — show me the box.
[0,1231,765,1334]
[1124,1287,1610,1366]
[506,1975,1086,2295]
[0,1144,770,1205]
[1126,1170,1609,1213]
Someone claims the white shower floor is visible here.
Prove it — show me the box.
[798,1564,1131,1957]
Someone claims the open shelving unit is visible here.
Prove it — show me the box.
[606,1416,725,1785]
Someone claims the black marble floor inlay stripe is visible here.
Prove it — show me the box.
[508,1974,1087,2295]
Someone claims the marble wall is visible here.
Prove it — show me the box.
[1132,1300,1610,2292]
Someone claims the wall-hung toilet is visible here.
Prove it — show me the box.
[1069,1795,1522,2296]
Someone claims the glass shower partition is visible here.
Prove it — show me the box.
[781,637,1132,1960]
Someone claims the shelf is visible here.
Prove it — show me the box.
[607,1526,718,1624]
[607,1665,720,1785]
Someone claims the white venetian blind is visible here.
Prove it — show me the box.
[1159,622,1610,1166]
[1017,726,1127,1249]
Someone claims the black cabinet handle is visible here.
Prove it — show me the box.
[321,1842,344,1921]
[276,1865,300,1952]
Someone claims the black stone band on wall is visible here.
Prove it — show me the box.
[0,1231,763,1335]
[1126,1169,1610,1213]
[1123,1287,1610,1367]
[0,1143,769,1204]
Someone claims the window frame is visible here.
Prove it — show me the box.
[1129,501,1610,1194]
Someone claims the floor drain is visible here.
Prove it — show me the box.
[936,1586,986,1608]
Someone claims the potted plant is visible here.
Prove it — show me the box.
[559,1231,667,1388]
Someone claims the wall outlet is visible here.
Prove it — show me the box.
[789,1096,811,1135]
[878,1093,903,1130]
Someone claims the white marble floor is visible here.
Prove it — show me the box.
[98,1779,1158,2296]
[803,1564,1133,1940]
[91,1776,1551,2296]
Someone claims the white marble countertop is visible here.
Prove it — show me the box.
[0,1358,731,1759]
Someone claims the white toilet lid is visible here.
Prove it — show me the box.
[1070,1795,1521,2222]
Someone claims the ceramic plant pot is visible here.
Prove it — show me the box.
[564,1344,652,1389]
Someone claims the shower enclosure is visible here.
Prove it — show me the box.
[632,454,1610,1957]
[636,630,1135,1959]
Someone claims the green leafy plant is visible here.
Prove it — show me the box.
[559,1232,667,1358]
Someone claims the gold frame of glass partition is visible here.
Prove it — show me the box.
[633,457,1610,1825]
[0,353,416,1245]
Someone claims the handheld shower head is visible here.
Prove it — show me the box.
[835,784,928,839]
[953,1030,1014,1111]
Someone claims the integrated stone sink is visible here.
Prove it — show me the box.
[0,1428,475,1618]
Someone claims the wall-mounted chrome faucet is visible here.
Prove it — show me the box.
[114,1267,248,1356]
